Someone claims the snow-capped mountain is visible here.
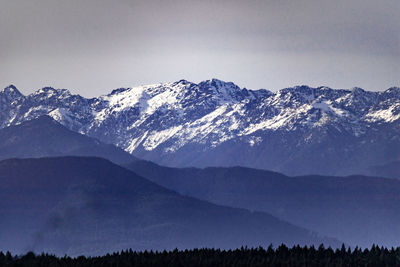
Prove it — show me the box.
[1,79,399,175]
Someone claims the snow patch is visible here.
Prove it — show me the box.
[365,103,400,123]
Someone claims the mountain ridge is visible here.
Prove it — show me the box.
[0,115,136,164]
[0,156,339,255]
[124,159,400,248]
[1,79,400,175]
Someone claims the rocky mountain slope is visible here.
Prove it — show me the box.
[1,80,399,175]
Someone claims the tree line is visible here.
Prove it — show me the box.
[1,244,400,267]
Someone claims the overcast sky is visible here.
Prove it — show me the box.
[0,0,399,97]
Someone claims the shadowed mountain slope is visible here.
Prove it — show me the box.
[364,161,400,179]
[125,160,400,248]
[0,116,135,164]
[0,157,338,256]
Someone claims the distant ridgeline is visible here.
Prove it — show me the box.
[1,81,400,176]
[1,245,399,267]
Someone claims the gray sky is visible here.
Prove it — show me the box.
[0,0,399,97]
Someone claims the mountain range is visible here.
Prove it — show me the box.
[0,116,342,255]
[0,156,337,256]
[1,116,399,250]
[1,80,400,176]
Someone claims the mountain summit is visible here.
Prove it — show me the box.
[1,80,399,175]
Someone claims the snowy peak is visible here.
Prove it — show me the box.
[277,85,348,102]
[198,78,250,103]
[31,86,72,99]
[100,79,253,118]
[1,84,18,93]
[0,85,24,100]
[102,79,268,113]
[0,85,25,115]
[382,87,400,99]
[351,87,365,94]
[199,78,240,92]
[171,79,193,86]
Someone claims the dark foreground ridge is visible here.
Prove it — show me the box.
[0,156,338,255]
[1,245,399,267]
